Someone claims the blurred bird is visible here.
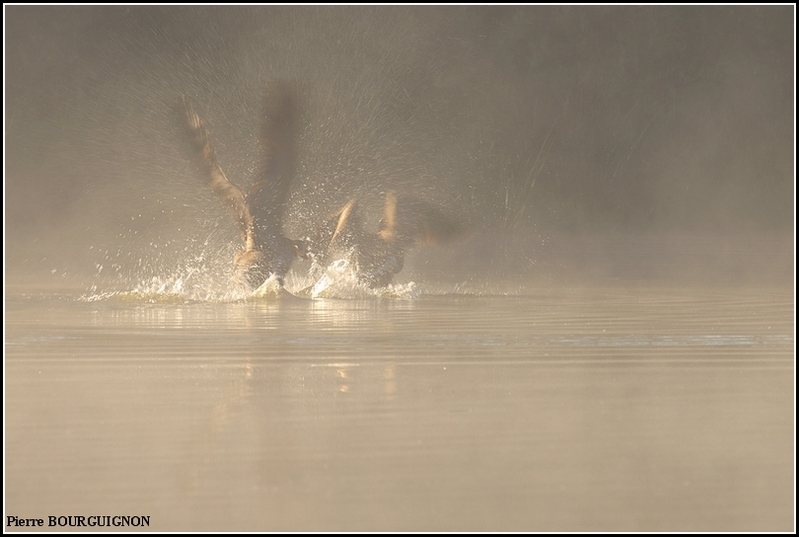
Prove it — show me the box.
[180,83,462,292]
[310,191,464,288]
[179,83,307,289]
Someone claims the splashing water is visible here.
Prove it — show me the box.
[80,248,421,303]
[250,274,291,299]
[309,257,420,299]
[79,247,252,303]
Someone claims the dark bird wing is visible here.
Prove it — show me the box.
[378,191,463,251]
[179,95,257,257]
[180,88,305,289]
[247,82,297,239]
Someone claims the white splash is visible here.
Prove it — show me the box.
[81,247,423,303]
[309,257,420,299]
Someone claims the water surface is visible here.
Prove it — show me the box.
[5,287,794,531]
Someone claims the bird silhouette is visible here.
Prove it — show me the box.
[311,191,464,288]
[179,83,307,290]
[180,83,463,293]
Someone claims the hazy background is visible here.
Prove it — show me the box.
[4,6,795,290]
[4,9,795,531]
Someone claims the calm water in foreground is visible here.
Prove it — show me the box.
[4,286,794,531]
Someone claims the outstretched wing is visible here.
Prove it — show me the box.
[179,95,256,255]
[378,191,463,250]
[247,81,297,236]
[329,199,361,248]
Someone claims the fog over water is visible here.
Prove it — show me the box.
[4,6,794,291]
[3,6,796,533]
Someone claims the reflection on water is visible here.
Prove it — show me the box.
[4,288,794,531]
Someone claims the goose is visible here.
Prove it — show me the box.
[312,191,463,288]
[179,83,307,290]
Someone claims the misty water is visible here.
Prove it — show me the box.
[5,5,795,533]
[5,283,794,531]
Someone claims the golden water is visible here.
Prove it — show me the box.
[5,287,794,531]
